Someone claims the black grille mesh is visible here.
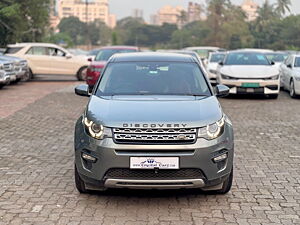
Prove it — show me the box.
[104,168,204,180]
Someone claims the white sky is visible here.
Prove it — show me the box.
[109,0,300,21]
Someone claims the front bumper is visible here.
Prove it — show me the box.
[74,118,234,190]
[219,78,280,95]
[0,71,10,84]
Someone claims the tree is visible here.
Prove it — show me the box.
[58,17,86,45]
[275,0,291,17]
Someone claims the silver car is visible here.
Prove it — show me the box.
[74,53,234,194]
[280,54,300,98]
[0,59,13,88]
[0,55,29,82]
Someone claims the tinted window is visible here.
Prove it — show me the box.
[5,47,23,54]
[26,47,48,55]
[95,49,137,61]
[48,48,65,57]
[295,57,300,67]
[265,53,288,62]
[210,53,225,62]
[225,52,270,65]
[96,62,210,96]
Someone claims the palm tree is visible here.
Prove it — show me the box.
[275,0,291,17]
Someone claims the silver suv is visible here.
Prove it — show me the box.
[74,53,234,194]
[0,59,14,89]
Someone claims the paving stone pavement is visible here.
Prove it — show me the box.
[0,82,299,225]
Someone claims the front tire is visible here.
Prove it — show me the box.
[75,165,88,193]
[290,80,297,98]
[77,66,88,81]
[215,168,233,194]
[269,94,278,99]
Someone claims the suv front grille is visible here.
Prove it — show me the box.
[3,63,13,72]
[105,168,204,180]
[113,128,197,144]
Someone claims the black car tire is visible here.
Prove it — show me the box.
[215,167,233,194]
[0,84,5,89]
[77,66,88,81]
[290,80,297,98]
[22,70,32,82]
[75,165,88,193]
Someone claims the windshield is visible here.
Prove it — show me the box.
[265,53,288,62]
[295,57,300,67]
[95,49,137,61]
[96,62,211,96]
[210,53,225,63]
[225,52,270,65]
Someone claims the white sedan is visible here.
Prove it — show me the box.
[280,54,300,98]
[216,51,280,98]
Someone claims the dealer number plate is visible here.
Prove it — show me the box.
[130,157,179,169]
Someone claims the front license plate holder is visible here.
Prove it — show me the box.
[130,157,179,169]
[242,83,260,88]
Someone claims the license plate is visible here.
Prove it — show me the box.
[246,88,255,93]
[242,83,260,88]
[130,157,179,169]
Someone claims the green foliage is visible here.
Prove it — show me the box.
[43,32,74,47]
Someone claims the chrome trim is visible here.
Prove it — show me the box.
[104,178,205,189]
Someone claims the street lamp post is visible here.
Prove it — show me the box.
[85,0,90,49]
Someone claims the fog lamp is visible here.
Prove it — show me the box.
[213,153,228,163]
[82,153,97,163]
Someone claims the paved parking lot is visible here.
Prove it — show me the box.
[0,80,299,225]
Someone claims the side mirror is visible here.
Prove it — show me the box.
[271,61,275,65]
[75,84,90,97]
[88,58,93,62]
[218,61,224,66]
[287,64,292,68]
[215,84,229,97]
[66,54,72,59]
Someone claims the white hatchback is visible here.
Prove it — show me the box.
[216,51,280,98]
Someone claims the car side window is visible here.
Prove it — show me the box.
[26,47,48,55]
[48,48,66,57]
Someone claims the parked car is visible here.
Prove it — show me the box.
[0,59,15,88]
[217,51,280,98]
[280,54,300,98]
[265,52,289,68]
[74,52,234,194]
[0,48,5,55]
[156,50,204,66]
[184,46,226,65]
[206,52,226,84]
[86,46,139,91]
[5,43,89,80]
[0,55,29,82]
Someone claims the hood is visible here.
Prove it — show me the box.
[220,65,279,78]
[86,95,223,128]
[90,61,107,67]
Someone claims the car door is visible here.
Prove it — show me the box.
[24,46,51,74]
[48,47,78,75]
[282,56,292,89]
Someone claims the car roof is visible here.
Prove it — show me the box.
[227,50,269,54]
[185,46,222,50]
[101,45,138,50]
[7,43,60,48]
[110,52,196,63]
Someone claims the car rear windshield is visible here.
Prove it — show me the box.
[96,62,211,96]
[225,52,270,65]
[4,47,23,54]
[210,53,225,62]
[95,49,137,61]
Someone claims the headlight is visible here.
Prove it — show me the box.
[221,74,237,80]
[268,74,279,80]
[83,117,111,139]
[198,116,225,140]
